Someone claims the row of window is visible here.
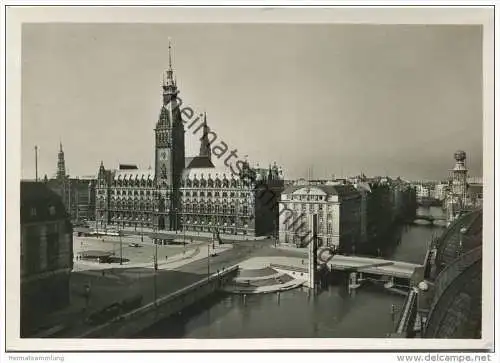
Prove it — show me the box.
[181,204,249,214]
[281,203,337,212]
[280,210,334,221]
[282,234,334,246]
[98,200,252,212]
[282,222,334,234]
[182,191,251,198]
[181,179,247,188]
[284,195,328,201]
[111,179,154,187]
[29,205,58,217]
[96,189,254,200]
[181,216,249,226]
[97,178,256,189]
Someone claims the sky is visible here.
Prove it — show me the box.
[21,23,483,181]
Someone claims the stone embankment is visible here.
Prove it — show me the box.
[223,264,305,294]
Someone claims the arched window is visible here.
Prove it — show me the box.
[207,178,214,188]
[186,179,192,188]
[215,178,222,188]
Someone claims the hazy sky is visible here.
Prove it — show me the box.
[21,23,483,181]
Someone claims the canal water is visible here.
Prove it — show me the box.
[138,207,446,339]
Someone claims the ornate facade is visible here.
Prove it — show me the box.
[278,184,362,252]
[95,42,284,237]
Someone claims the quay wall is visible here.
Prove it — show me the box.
[80,266,239,338]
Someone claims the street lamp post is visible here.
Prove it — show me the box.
[153,240,158,307]
[273,219,277,247]
[119,230,123,265]
[207,243,210,280]
[212,214,215,250]
[141,216,144,242]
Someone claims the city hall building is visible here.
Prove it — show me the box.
[95,44,284,237]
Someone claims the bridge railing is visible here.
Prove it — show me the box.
[395,288,418,337]
[269,263,308,274]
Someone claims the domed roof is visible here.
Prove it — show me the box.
[454,150,467,162]
[424,246,482,338]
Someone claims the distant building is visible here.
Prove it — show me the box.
[364,178,396,241]
[415,184,431,199]
[467,183,483,209]
[43,142,96,222]
[20,181,73,336]
[433,183,448,201]
[278,184,361,253]
[444,150,482,224]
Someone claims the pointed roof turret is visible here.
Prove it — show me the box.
[56,141,66,180]
[199,112,211,160]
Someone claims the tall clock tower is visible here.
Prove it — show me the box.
[154,40,185,231]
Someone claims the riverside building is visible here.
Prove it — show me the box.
[278,184,362,253]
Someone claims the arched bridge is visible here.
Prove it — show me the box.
[413,214,446,224]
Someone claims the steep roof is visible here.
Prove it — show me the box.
[185,156,215,169]
[20,181,69,224]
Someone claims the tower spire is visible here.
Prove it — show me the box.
[199,112,211,160]
[162,37,178,103]
[168,37,173,71]
[57,141,66,180]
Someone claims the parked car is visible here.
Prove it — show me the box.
[128,243,140,247]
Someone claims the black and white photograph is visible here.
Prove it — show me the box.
[2,3,496,358]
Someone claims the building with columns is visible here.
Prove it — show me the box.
[278,184,362,253]
[95,42,284,237]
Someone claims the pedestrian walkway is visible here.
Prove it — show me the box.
[73,243,233,272]
[223,280,305,294]
[238,256,308,270]
[99,224,269,242]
